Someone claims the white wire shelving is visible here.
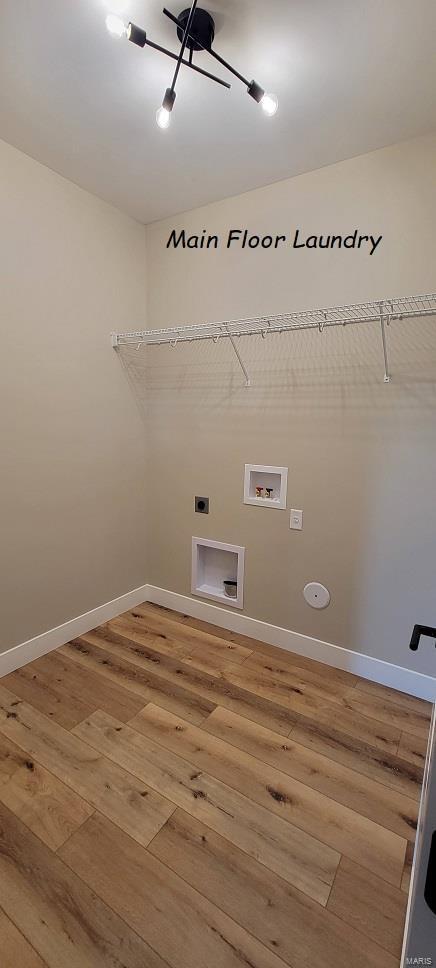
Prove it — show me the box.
[111,292,436,387]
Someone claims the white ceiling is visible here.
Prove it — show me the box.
[0,0,435,223]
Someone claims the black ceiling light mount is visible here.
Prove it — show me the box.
[105,3,278,129]
[176,7,215,51]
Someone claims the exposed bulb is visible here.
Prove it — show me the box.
[261,93,278,117]
[105,13,127,37]
[156,106,171,130]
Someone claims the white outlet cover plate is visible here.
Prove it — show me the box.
[303,582,330,609]
[290,509,303,530]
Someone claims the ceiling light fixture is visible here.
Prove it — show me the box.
[105,2,278,128]
[105,13,127,38]
[261,93,279,117]
[156,88,176,128]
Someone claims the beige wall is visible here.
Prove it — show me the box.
[142,133,436,676]
[2,133,435,676]
[0,139,148,652]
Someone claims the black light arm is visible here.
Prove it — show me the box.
[127,22,230,89]
[169,0,198,96]
[163,7,265,99]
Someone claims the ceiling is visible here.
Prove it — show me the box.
[0,0,435,223]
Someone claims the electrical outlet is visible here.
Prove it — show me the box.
[290,509,303,530]
[195,496,209,514]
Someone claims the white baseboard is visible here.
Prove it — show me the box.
[2,580,435,702]
[0,584,149,678]
[146,584,436,702]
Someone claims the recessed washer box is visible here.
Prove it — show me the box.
[244,464,288,509]
[191,537,245,609]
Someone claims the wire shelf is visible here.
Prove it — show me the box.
[111,292,436,387]
[112,293,436,347]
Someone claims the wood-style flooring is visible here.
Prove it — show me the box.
[0,602,432,968]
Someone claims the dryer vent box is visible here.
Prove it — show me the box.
[195,496,209,514]
[192,537,245,609]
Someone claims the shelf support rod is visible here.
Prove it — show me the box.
[379,302,391,383]
[225,325,251,387]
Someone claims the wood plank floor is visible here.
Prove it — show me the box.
[0,603,432,968]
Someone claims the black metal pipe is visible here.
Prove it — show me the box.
[170,0,198,94]
[163,7,250,85]
[144,37,230,87]
[202,46,249,86]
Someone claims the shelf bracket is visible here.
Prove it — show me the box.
[225,325,251,387]
[379,302,391,383]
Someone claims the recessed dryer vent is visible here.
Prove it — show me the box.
[191,537,245,609]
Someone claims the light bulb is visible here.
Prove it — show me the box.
[156,106,171,129]
[105,14,127,38]
[261,93,278,117]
